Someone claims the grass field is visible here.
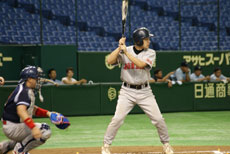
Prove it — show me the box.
[1,111,230,149]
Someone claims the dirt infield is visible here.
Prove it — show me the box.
[8,146,230,154]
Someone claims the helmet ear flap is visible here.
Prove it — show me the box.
[136,40,143,46]
[133,27,153,46]
[133,36,144,46]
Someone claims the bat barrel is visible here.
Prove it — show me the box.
[122,20,126,37]
[122,0,128,37]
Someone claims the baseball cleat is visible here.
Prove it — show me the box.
[101,144,111,154]
[163,143,174,154]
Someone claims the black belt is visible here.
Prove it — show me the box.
[123,82,148,90]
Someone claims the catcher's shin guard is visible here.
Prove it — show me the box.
[0,140,16,154]
[13,123,51,153]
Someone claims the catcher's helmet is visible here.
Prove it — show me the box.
[19,66,40,83]
[133,27,154,46]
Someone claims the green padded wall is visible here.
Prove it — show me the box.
[1,83,229,117]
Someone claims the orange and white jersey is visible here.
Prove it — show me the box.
[117,46,156,85]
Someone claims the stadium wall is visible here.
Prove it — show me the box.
[1,46,230,81]
[78,51,230,82]
[0,82,230,116]
[0,45,77,80]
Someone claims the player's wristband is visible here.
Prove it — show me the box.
[35,107,48,117]
[24,117,36,129]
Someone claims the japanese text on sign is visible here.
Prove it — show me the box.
[183,53,230,66]
[194,83,230,99]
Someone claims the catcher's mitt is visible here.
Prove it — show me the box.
[50,112,70,129]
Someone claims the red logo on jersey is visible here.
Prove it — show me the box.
[146,58,152,65]
[123,62,143,70]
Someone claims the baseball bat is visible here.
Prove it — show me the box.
[122,0,128,37]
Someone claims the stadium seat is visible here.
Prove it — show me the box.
[1,0,230,51]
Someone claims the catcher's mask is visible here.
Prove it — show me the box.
[19,66,45,101]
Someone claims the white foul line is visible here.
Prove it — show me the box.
[112,151,230,154]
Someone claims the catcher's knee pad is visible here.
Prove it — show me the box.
[39,123,51,140]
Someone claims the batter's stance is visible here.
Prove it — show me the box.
[102,27,174,154]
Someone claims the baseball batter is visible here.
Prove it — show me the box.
[102,27,173,154]
[0,66,68,154]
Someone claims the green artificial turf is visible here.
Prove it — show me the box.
[0,111,230,149]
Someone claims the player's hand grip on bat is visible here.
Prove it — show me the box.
[119,37,127,54]
[106,37,126,65]
[119,37,126,46]
[119,43,127,53]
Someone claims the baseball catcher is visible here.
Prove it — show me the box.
[0,66,70,154]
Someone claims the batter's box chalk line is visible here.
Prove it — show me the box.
[76,151,230,154]
[112,151,230,154]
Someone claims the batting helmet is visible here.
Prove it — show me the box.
[19,66,40,83]
[133,27,154,46]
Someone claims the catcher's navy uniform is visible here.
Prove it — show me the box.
[3,83,33,123]
[0,66,70,154]
[0,66,51,154]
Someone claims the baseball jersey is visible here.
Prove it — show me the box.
[171,67,191,81]
[61,77,76,83]
[46,79,63,85]
[117,46,156,85]
[2,83,35,123]
[210,74,227,82]
[190,73,205,82]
